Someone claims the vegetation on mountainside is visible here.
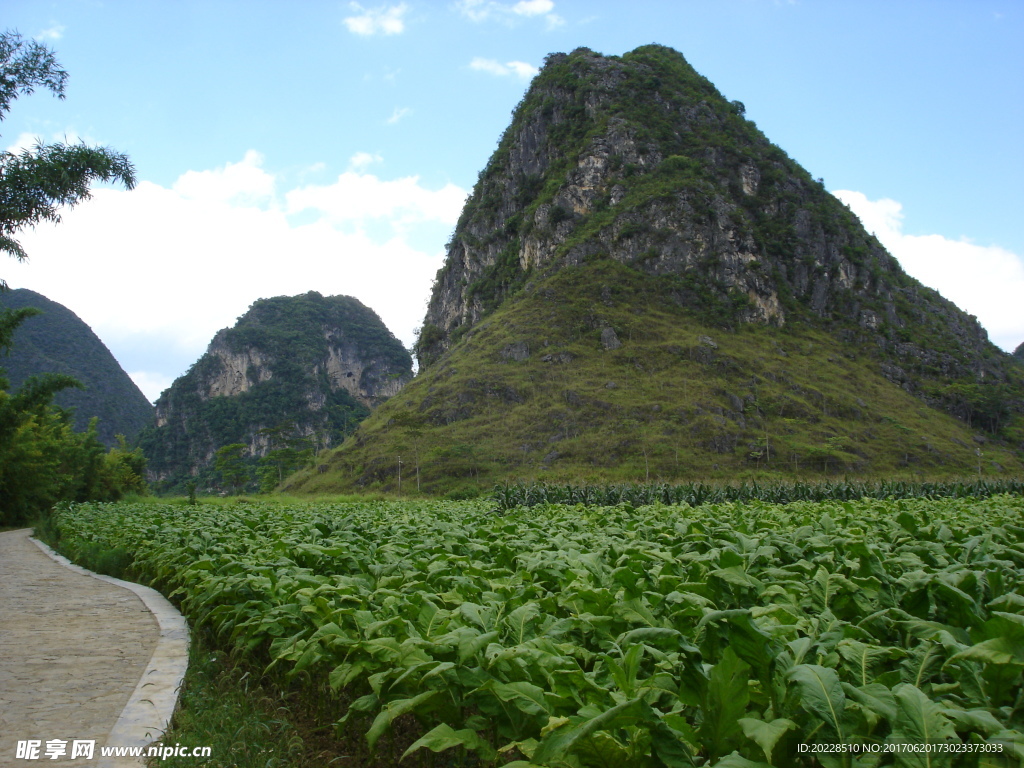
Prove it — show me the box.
[137,292,413,495]
[0,288,154,445]
[292,260,1024,498]
[426,44,891,347]
[416,44,1021,449]
[52,496,1024,766]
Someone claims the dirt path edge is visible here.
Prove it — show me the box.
[29,536,190,768]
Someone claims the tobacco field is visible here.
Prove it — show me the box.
[52,496,1024,767]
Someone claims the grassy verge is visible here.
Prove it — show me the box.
[143,630,318,768]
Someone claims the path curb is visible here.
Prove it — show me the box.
[29,537,190,768]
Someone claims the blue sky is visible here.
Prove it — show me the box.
[3,0,1023,401]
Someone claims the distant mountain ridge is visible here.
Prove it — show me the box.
[0,288,154,446]
[288,45,1024,495]
[138,291,413,491]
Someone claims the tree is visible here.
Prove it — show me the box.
[256,421,314,493]
[1,350,148,525]
[0,33,144,525]
[215,443,250,495]
[1,30,136,283]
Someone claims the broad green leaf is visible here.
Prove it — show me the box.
[949,633,1024,667]
[458,629,500,663]
[505,601,541,643]
[401,723,496,762]
[649,716,696,767]
[571,731,635,767]
[531,696,650,764]
[987,730,1024,762]
[738,717,796,764]
[328,661,367,692]
[487,681,551,717]
[617,626,684,647]
[366,689,438,750]
[842,682,896,723]
[605,643,645,698]
[788,664,846,740]
[709,752,772,768]
[837,639,902,687]
[886,684,959,768]
[700,647,751,764]
[710,566,764,590]
[460,601,490,629]
[942,707,1004,736]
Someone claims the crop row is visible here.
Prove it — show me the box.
[492,479,1024,511]
[53,497,1024,767]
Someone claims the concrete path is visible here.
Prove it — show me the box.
[0,529,189,768]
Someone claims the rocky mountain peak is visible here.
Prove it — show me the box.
[140,291,412,491]
[292,45,1023,495]
[415,46,1007,402]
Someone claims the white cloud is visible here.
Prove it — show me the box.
[343,2,409,35]
[456,0,561,27]
[469,57,538,79]
[6,132,40,154]
[386,106,412,124]
[6,130,99,155]
[7,153,468,402]
[172,150,274,207]
[285,171,466,230]
[834,190,1024,352]
[349,151,383,170]
[542,13,565,30]
[511,0,553,15]
[36,25,65,41]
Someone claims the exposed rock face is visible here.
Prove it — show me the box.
[296,44,1024,494]
[416,46,1018,421]
[140,292,412,489]
[202,333,273,399]
[319,336,408,406]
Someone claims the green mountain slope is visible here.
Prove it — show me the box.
[0,288,154,446]
[290,261,1022,495]
[138,291,412,492]
[286,45,1024,495]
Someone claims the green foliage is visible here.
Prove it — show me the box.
[215,443,249,495]
[0,31,135,279]
[491,476,1024,511]
[53,495,1024,766]
[138,292,408,492]
[295,260,1024,497]
[256,422,315,492]
[0,373,148,525]
[0,289,154,445]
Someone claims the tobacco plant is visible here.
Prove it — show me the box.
[54,496,1024,766]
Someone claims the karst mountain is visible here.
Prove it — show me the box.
[138,291,412,492]
[286,45,1023,495]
